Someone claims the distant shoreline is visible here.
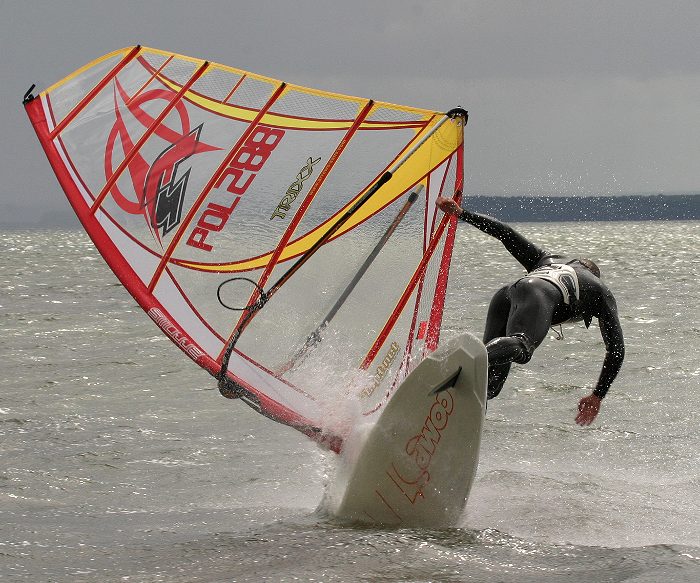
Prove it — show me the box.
[465,194,699,222]
[1,194,698,228]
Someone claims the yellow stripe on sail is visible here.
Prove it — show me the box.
[156,72,433,131]
[41,45,436,131]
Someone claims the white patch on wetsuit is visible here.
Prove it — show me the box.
[522,263,580,305]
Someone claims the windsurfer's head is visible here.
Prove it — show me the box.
[576,258,601,278]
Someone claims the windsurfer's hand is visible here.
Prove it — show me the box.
[575,394,602,426]
[436,196,462,217]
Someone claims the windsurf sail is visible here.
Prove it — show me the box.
[24,46,467,452]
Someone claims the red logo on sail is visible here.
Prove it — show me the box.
[104,78,220,240]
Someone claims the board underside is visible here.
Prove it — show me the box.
[326,332,488,527]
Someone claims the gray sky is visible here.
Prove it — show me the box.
[2,0,699,226]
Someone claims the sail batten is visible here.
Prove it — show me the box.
[25,46,467,451]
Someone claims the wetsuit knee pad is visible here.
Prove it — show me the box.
[485,333,534,365]
[510,333,535,364]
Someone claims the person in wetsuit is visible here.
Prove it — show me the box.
[436,195,624,425]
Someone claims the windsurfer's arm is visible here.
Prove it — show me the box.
[576,292,625,426]
[436,195,545,271]
[593,296,625,399]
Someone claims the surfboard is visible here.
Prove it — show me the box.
[326,332,487,527]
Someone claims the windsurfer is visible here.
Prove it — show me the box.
[436,195,624,425]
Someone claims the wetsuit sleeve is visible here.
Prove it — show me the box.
[459,209,546,271]
[592,293,625,398]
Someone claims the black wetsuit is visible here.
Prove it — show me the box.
[458,209,625,400]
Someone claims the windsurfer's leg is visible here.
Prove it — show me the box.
[487,362,511,399]
[483,285,512,399]
[504,279,558,354]
[483,280,557,380]
[483,285,510,344]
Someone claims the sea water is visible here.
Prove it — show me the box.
[1,221,698,582]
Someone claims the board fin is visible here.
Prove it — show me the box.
[429,365,462,395]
